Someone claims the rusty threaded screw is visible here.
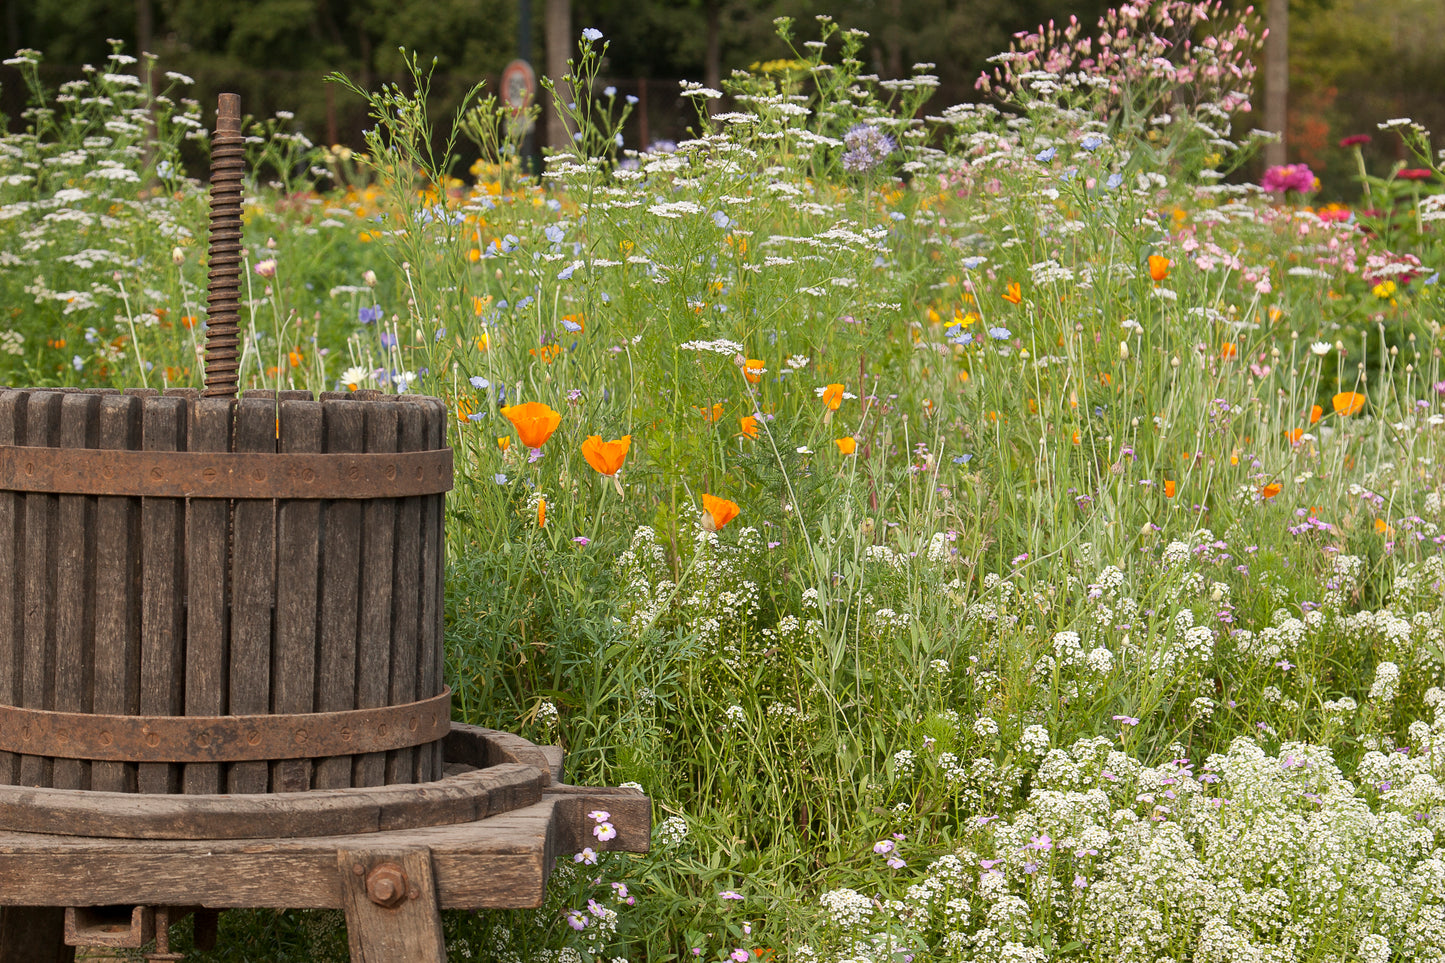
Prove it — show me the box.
[204,92,244,397]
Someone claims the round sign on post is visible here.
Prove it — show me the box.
[500,59,537,119]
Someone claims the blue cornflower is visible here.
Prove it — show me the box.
[545,224,565,244]
[949,331,974,346]
[358,305,384,324]
[1080,134,1105,151]
[988,326,1011,341]
[561,317,583,333]
[379,332,398,348]
[469,376,489,389]
[1106,172,1123,190]
[1035,147,1056,162]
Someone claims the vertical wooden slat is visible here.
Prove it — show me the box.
[389,401,424,784]
[420,397,447,781]
[0,390,27,786]
[91,393,142,793]
[273,395,321,792]
[315,396,365,788]
[137,392,186,794]
[182,395,232,795]
[227,392,277,794]
[51,392,99,791]
[19,390,60,787]
[355,399,396,787]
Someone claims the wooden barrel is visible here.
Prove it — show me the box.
[0,387,452,794]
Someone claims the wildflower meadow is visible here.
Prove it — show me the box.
[4,1,1445,959]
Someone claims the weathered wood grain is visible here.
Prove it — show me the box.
[51,393,98,792]
[182,396,233,795]
[137,394,188,794]
[338,847,445,963]
[19,390,60,788]
[227,393,277,793]
[0,763,542,840]
[90,393,142,793]
[316,398,365,788]
[355,400,397,788]
[0,391,27,786]
[274,396,321,792]
[390,401,424,785]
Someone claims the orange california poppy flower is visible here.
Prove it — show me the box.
[1147,254,1170,282]
[580,435,631,476]
[835,437,857,455]
[502,402,562,448]
[821,384,844,411]
[1002,282,1022,305]
[1332,391,1365,416]
[1260,483,1282,499]
[1309,404,1322,424]
[1164,479,1176,498]
[497,436,511,451]
[701,494,740,531]
[537,497,547,527]
[743,359,765,383]
[739,416,759,439]
[1220,342,1237,361]
[699,403,725,422]
[1285,428,1304,445]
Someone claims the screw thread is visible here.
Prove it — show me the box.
[204,93,244,398]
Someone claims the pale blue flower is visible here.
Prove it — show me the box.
[581,28,603,42]
[1035,146,1056,162]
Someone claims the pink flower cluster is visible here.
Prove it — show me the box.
[1260,164,1316,194]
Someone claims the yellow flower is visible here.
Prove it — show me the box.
[502,402,562,448]
[580,435,631,476]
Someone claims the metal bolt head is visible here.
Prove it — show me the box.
[365,862,409,908]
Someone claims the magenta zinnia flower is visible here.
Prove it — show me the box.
[1260,163,1316,194]
[1339,134,1372,148]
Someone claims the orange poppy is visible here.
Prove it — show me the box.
[502,402,562,449]
[1220,342,1237,361]
[1260,483,1282,499]
[739,416,759,439]
[1375,518,1395,537]
[701,494,740,531]
[1147,255,1170,282]
[821,384,844,411]
[1002,282,1022,304]
[1164,479,1176,498]
[699,403,725,422]
[1285,428,1304,445]
[537,497,547,527]
[580,435,631,476]
[743,359,765,384]
[1332,391,1365,416]
[835,437,856,455]
[497,436,511,451]
[1309,404,1322,424]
